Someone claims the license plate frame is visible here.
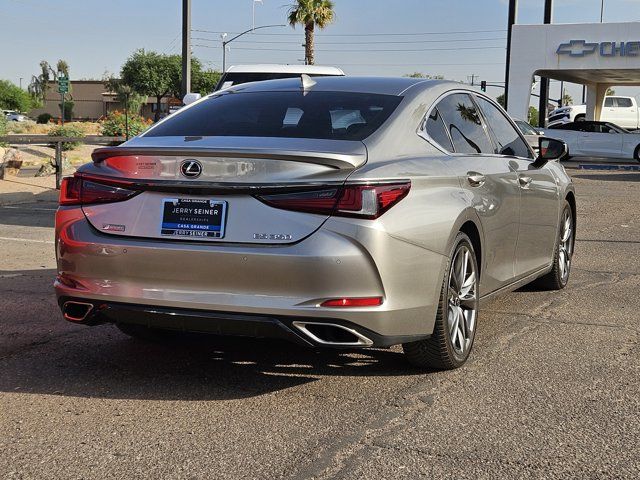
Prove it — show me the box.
[160,198,227,240]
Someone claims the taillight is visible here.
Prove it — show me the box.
[256,182,410,219]
[59,175,139,206]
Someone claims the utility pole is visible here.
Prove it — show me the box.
[538,0,554,128]
[600,0,605,22]
[468,74,477,86]
[504,0,518,109]
[181,0,192,100]
[19,77,23,89]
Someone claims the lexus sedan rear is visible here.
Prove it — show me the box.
[55,76,575,369]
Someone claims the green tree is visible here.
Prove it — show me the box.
[193,69,222,95]
[0,80,36,112]
[562,92,573,106]
[403,72,445,80]
[121,50,222,120]
[104,76,146,115]
[56,60,70,78]
[28,60,54,105]
[606,87,616,96]
[121,49,178,121]
[528,106,539,127]
[496,93,506,108]
[288,0,335,65]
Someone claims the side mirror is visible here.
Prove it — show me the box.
[183,92,202,106]
[532,137,567,167]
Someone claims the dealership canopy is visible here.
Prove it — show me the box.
[507,22,640,121]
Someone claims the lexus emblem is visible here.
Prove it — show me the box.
[180,159,203,178]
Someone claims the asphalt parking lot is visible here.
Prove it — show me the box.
[0,168,639,479]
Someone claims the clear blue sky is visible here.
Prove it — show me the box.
[1,0,639,101]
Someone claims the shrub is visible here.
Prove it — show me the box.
[37,113,53,124]
[6,120,36,134]
[0,114,7,145]
[58,101,74,121]
[49,124,85,151]
[100,110,151,138]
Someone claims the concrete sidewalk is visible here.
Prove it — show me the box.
[0,176,59,206]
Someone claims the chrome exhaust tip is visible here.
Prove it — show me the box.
[292,321,374,347]
[62,301,94,323]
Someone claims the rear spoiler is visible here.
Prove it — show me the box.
[92,146,366,170]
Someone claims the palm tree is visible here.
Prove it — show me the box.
[288,0,335,65]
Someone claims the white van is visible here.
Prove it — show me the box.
[215,64,345,91]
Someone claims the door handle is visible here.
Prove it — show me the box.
[519,176,532,189]
[467,172,486,187]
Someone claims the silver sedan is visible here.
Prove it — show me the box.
[55,77,575,370]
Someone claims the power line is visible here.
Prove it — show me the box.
[191,28,507,37]
[337,62,506,66]
[191,36,506,45]
[193,45,506,53]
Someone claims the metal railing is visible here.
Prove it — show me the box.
[0,135,125,189]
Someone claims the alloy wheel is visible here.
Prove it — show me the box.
[447,245,477,356]
[558,209,574,284]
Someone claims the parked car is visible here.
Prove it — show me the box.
[55,77,575,370]
[215,64,345,91]
[546,121,640,162]
[548,96,640,130]
[515,119,544,153]
[3,110,28,122]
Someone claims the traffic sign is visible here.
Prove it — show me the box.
[58,77,69,93]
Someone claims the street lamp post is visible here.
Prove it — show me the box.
[221,24,285,72]
[252,0,263,31]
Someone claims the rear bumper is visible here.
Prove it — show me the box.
[55,207,447,341]
[57,297,429,348]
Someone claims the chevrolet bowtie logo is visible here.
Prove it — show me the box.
[557,39,599,57]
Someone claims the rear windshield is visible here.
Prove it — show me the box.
[145,91,403,141]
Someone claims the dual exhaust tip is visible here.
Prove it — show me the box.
[62,301,94,323]
[292,321,373,347]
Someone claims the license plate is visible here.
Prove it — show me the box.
[161,198,227,239]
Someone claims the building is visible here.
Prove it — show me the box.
[507,22,640,124]
[29,80,174,121]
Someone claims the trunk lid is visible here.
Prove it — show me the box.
[80,136,366,244]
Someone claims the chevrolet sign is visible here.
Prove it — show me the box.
[557,39,640,57]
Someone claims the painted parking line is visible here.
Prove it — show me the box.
[0,236,54,244]
[0,205,57,212]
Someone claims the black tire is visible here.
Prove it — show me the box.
[534,201,574,290]
[575,115,586,122]
[403,232,479,370]
[634,145,640,163]
[115,323,178,342]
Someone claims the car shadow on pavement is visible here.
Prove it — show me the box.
[0,332,422,401]
[0,270,423,401]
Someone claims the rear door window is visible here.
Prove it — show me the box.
[616,97,633,108]
[604,97,615,107]
[476,96,533,158]
[435,93,494,154]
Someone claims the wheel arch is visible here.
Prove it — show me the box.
[565,190,577,228]
[459,221,482,276]
[446,208,484,274]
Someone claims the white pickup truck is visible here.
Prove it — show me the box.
[548,96,640,130]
